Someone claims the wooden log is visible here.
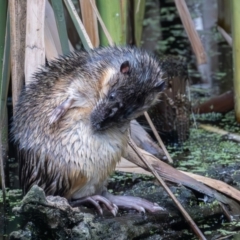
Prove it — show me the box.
[193,90,234,114]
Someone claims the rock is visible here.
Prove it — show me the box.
[9,230,31,240]
[9,179,225,239]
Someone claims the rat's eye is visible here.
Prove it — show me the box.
[109,92,116,101]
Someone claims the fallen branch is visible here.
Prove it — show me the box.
[182,171,240,206]
[121,145,240,215]
[128,136,206,240]
[199,124,240,143]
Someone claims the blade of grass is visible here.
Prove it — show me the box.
[0,0,8,86]
[1,12,10,119]
[51,0,70,55]
[232,0,240,122]
[63,0,93,51]
[119,0,127,44]
[0,9,11,203]
[134,0,145,47]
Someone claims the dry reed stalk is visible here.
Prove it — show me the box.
[25,0,46,85]
[45,22,59,61]
[45,0,63,58]
[51,0,71,55]
[9,0,26,110]
[89,0,114,46]
[63,0,93,51]
[217,25,232,47]
[143,112,173,164]
[174,0,207,65]
[79,0,99,47]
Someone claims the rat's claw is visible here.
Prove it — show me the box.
[111,204,118,216]
[137,206,145,214]
[152,203,165,212]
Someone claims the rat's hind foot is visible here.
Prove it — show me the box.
[69,195,118,216]
[103,191,164,213]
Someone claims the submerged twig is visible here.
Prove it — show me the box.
[128,136,206,240]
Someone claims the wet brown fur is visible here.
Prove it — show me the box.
[12,46,164,201]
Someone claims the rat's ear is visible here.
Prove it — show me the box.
[120,61,130,74]
[49,98,75,125]
[154,80,165,92]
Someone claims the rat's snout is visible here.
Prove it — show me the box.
[90,100,124,131]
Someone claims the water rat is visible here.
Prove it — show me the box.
[12,46,165,215]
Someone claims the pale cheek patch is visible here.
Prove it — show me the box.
[99,68,117,98]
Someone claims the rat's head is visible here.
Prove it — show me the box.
[90,50,165,132]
